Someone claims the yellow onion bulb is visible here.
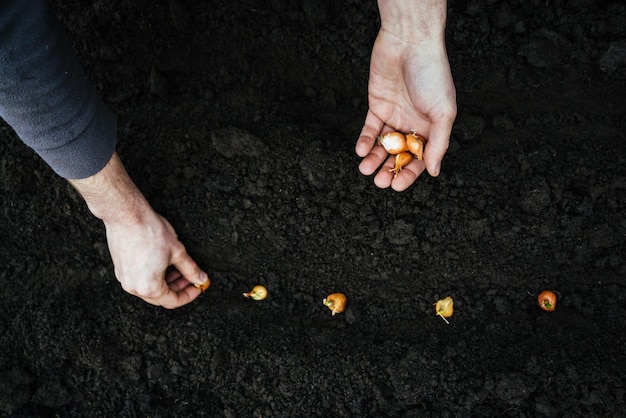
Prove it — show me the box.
[323,293,347,316]
[243,285,268,301]
[406,132,425,160]
[193,278,211,292]
[378,131,408,155]
[389,152,413,178]
[434,296,454,324]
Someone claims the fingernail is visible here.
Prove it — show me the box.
[433,162,441,177]
[194,271,211,292]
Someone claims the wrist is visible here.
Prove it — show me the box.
[377,0,448,44]
[69,152,153,225]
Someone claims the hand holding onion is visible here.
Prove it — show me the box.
[354,0,457,191]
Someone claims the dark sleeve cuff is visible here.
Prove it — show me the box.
[0,0,116,179]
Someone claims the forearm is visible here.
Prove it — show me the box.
[377,0,448,43]
[68,152,152,225]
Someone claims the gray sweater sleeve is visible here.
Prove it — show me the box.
[0,0,116,179]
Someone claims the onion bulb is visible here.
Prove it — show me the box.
[194,278,211,292]
[389,152,413,178]
[378,131,408,154]
[434,296,454,324]
[323,293,347,316]
[378,131,427,176]
[537,290,557,312]
[243,285,268,301]
[406,132,425,160]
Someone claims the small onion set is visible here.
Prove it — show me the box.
[323,293,347,316]
[243,285,268,301]
[194,278,211,292]
[377,131,426,177]
[537,290,557,312]
[434,296,454,324]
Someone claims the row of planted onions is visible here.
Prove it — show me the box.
[197,281,558,321]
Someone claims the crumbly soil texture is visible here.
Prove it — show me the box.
[1,0,625,416]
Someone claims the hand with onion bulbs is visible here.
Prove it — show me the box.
[69,153,210,309]
[356,0,457,191]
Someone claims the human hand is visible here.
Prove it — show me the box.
[356,1,457,191]
[104,210,208,309]
[69,152,209,309]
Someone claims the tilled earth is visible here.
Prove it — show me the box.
[1,0,625,416]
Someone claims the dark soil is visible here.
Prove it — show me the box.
[1,0,625,416]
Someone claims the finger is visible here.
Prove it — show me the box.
[358,143,389,176]
[374,157,425,191]
[171,244,209,287]
[165,268,197,292]
[391,160,426,191]
[134,273,198,308]
[423,119,453,177]
[145,286,201,309]
[165,268,183,284]
[373,155,395,188]
[355,109,384,157]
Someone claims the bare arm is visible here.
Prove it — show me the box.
[69,152,209,308]
[377,0,447,42]
[356,0,457,191]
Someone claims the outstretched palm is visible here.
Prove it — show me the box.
[356,30,457,191]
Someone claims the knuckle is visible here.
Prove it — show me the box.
[171,242,188,260]
[132,281,164,300]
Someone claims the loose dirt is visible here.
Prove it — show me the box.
[1,0,625,416]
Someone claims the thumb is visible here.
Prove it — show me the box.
[172,247,208,286]
[424,120,452,177]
